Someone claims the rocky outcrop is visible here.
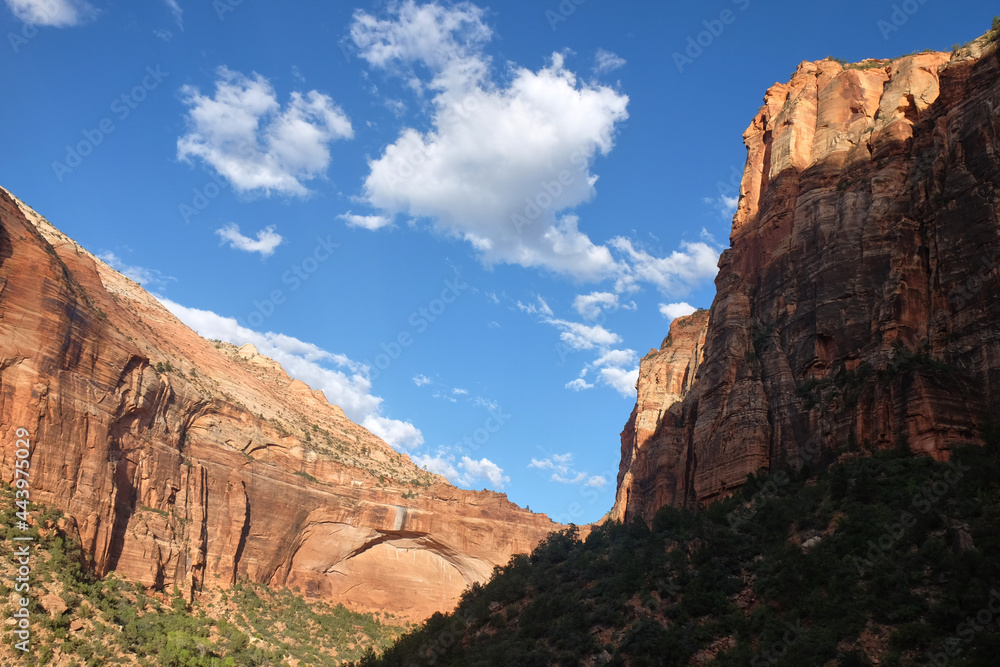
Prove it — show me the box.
[615,37,1000,523]
[611,310,709,523]
[0,187,559,620]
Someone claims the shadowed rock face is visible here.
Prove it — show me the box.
[616,40,1000,524]
[0,188,560,620]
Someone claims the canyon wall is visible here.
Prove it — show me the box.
[616,38,1000,523]
[0,187,559,621]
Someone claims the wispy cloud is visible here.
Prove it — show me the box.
[97,252,175,292]
[338,212,392,230]
[158,298,424,450]
[594,48,626,74]
[529,452,605,486]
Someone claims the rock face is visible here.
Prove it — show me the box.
[615,38,1000,523]
[611,311,709,523]
[0,188,559,620]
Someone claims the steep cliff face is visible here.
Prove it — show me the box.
[0,187,559,620]
[611,310,709,523]
[616,38,1000,523]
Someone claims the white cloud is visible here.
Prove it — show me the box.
[215,223,283,257]
[153,28,172,42]
[413,374,431,386]
[157,298,424,450]
[460,456,509,488]
[97,252,175,292]
[515,296,553,318]
[598,366,639,398]
[585,475,607,488]
[592,348,637,369]
[352,3,629,280]
[162,0,182,28]
[338,212,392,230]
[549,319,621,351]
[529,453,601,485]
[565,378,593,391]
[452,387,468,396]
[612,238,720,295]
[4,0,95,26]
[573,291,618,320]
[705,194,739,217]
[659,301,698,322]
[413,451,508,489]
[594,48,626,74]
[350,0,492,95]
[177,67,353,196]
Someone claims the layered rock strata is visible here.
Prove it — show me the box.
[616,38,1000,522]
[0,187,559,620]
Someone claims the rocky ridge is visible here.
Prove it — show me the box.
[0,187,560,620]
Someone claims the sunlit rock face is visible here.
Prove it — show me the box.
[0,187,560,621]
[615,41,1000,523]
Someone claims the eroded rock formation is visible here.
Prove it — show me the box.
[0,187,559,620]
[616,38,1000,523]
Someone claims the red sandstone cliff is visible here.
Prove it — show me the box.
[0,187,560,620]
[616,37,1000,523]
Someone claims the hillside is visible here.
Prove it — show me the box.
[0,185,561,622]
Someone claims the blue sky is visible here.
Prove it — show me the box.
[2,0,996,524]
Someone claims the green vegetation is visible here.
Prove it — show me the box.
[154,360,175,374]
[293,470,320,484]
[354,436,1000,665]
[0,485,406,665]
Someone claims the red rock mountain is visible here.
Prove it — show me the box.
[0,187,560,621]
[615,38,1000,523]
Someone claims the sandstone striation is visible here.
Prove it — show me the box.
[616,37,1000,523]
[0,187,559,620]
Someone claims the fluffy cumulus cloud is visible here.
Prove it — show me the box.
[573,291,619,320]
[157,298,424,450]
[351,2,629,281]
[412,374,431,386]
[338,212,392,230]
[215,223,283,257]
[349,2,723,298]
[529,453,605,487]
[413,451,509,489]
[4,0,96,26]
[549,319,621,351]
[659,301,697,322]
[612,238,720,295]
[177,67,353,196]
